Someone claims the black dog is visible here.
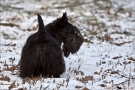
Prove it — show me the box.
[19,14,65,78]
[45,12,83,57]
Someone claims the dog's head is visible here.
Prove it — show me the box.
[62,23,83,57]
[53,12,83,57]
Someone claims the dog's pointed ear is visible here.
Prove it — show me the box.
[61,12,68,22]
[37,14,46,40]
[38,14,44,27]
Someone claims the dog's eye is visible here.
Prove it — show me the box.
[74,31,77,34]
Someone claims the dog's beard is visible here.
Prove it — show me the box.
[63,34,83,57]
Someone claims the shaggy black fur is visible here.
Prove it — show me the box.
[45,12,83,57]
[19,14,65,78]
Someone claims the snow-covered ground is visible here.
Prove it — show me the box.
[0,0,135,89]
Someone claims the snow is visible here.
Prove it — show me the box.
[0,0,135,90]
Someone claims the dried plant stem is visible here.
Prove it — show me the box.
[90,9,103,36]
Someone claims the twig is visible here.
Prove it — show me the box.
[114,79,130,86]
[128,68,131,88]
[117,73,135,79]
[39,85,42,90]
[90,9,103,36]
[13,48,19,55]
[66,76,70,87]
[43,85,49,90]
[0,23,19,27]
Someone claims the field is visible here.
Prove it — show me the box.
[0,0,135,89]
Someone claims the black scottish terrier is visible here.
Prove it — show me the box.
[45,12,83,57]
[19,12,83,78]
[19,14,65,78]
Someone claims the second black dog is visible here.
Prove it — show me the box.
[19,14,65,78]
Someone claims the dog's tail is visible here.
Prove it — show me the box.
[37,14,46,41]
